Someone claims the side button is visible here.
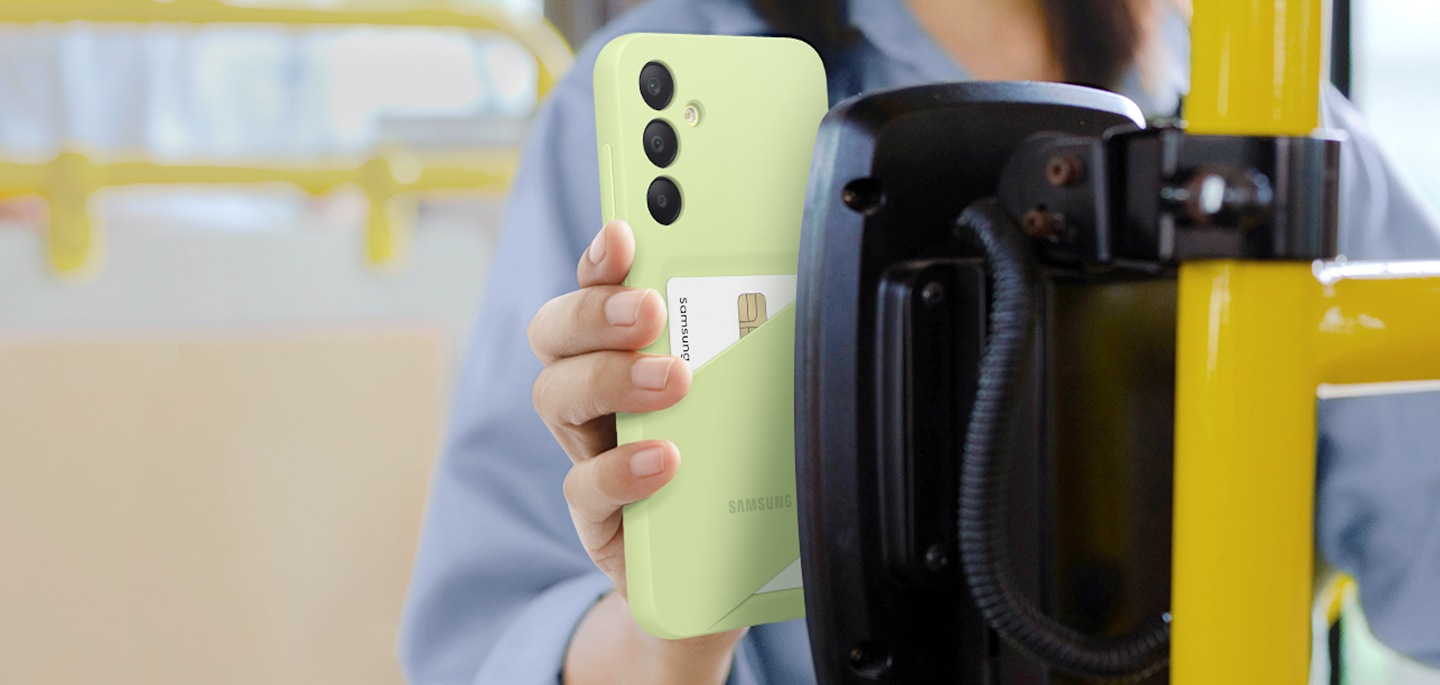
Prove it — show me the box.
[599,143,617,221]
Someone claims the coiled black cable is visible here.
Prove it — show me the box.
[954,199,1171,681]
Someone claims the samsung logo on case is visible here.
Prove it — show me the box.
[728,494,794,514]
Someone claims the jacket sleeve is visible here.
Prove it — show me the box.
[395,46,617,684]
[1316,84,1440,666]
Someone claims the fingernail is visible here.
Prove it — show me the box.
[605,290,647,326]
[630,447,665,478]
[631,357,676,391]
[587,226,608,264]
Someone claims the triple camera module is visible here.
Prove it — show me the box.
[640,61,681,225]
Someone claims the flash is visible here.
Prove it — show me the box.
[683,101,703,127]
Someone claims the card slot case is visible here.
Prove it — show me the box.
[619,303,803,639]
[595,32,825,639]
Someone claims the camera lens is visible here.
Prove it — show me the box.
[643,119,678,168]
[638,61,673,110]
[647,177,682,225]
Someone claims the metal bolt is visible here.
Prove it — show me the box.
[1178,167,1271,228]
[921,281,946,307]
[924,543,949,572]
[1191,173,1228,217]
[1022,208,1066,239]
[1046,154,1084,187]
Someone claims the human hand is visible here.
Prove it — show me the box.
[528,219,745,685]
[528,218,688,599]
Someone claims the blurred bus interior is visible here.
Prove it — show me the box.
[0,1,1436,683]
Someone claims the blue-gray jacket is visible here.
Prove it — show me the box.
[399,1,1440,683]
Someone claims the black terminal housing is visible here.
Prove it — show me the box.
[794,81,1339,684]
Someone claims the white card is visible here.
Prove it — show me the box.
[665,275,797,370]
[754,556,803,594]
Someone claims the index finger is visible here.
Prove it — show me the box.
[577,219,636,289]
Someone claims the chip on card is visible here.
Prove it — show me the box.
[666,275,797,370]
[737,293,768,338]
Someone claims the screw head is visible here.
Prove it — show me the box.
[924,543,949,572]
[921,281,946,307]
[847,641,892,677]
[1022,208,1066,239]
[1046,154,1084,187]
[841,178,884,215]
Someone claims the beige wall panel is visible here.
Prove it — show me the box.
[0,329,447,684]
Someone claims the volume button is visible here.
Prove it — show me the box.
[599,143,617,221]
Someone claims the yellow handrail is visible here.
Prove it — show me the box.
[1,149,522,272]
[0,0,573,277]
[0,0,572,96]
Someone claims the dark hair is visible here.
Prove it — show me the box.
[747,0,1147,89]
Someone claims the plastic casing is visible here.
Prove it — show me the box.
[593,33,827,638]
[792,82,1147,683]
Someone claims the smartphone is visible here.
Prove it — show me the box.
[593,33,828,638]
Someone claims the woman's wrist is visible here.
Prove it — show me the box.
[631,605,746,685]
[565,590,745,685]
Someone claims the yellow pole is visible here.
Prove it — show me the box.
[1171,261,1318,683]
[44,151,101,277]
[1187,0,1325,136]
[1172,1,1327,682]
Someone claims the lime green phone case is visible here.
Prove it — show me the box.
[593,33,828,639]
